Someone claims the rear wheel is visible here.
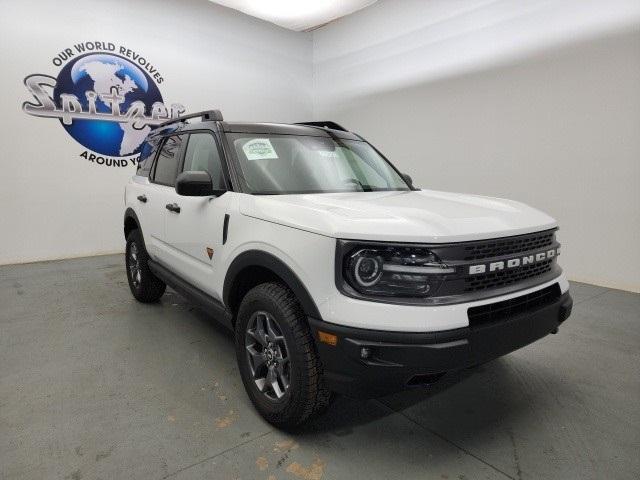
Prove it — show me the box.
[125,229,166,303]
[235,282,331,429]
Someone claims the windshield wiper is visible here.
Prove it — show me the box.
[344,178,373,192]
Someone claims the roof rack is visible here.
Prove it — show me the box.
[158,109,223,127]
[294,121,348,132]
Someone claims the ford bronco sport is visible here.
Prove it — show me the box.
[123,110,573,428]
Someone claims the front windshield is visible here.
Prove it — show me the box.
[229,133,410,195]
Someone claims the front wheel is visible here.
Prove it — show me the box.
[235,283,331,429]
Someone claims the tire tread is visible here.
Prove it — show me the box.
[236,282,331,428]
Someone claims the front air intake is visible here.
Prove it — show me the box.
[467,283,562,326]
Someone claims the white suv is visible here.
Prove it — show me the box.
[123,110,573,428]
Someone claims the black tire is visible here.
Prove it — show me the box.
[235,282,331,429]
[125,229,166,303]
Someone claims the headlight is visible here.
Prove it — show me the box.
[342,244,455,298]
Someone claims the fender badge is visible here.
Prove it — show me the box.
[206,247,214,260]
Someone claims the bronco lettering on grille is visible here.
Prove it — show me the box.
[468,248,560,275]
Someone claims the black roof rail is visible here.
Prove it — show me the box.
[294,121,348,132]
[158,109,223,127]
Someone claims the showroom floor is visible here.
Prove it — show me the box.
[1,254,638,480]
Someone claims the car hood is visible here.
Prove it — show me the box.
[238,190,557,243]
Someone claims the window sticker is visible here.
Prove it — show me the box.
[242,138,279,160]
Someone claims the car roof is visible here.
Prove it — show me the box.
[220,122,361,140]
[149,120,362,141]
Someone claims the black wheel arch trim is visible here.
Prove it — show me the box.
[223,250,322,320]
[124,207,148,247]
[124,208,140,234]
[124,208,155,265]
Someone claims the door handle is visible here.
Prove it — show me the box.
[137,195,147,203]
[165,203,181,213]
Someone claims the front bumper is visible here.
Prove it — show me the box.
[309,289,573,398]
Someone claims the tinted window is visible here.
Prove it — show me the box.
[153,135,184,186]
[136,136,161,177]
[183,133,226,189]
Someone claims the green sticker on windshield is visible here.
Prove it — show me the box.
[243,138,279,160]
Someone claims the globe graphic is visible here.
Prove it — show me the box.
[53,53,163,157]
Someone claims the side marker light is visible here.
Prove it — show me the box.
[318,331,338,346]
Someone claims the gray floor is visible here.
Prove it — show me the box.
[1,255,638,480]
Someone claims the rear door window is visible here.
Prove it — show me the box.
[136,136,161,177]
[152,135,184,186]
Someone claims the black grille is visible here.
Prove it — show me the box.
[468,283,561,326]
[464,259,554,292]
[426,229,560,300]
[463,230,555,261]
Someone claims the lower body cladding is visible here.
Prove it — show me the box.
[308,283,573,398]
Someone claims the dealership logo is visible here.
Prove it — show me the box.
[468,247,560,275]
[22,42,185,166]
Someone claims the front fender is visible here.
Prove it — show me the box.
[223,249,322,320]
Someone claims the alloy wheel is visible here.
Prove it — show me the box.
[128,242,142,288]
[245,311,291,401]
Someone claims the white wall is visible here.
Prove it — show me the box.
[314,0,640,292]
[0,0,312,265]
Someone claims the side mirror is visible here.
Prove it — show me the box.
[401,173,414,188]
[175,170,225,197]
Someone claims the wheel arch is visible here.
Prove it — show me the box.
[124,208,141,240]
[223,250,322,321]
